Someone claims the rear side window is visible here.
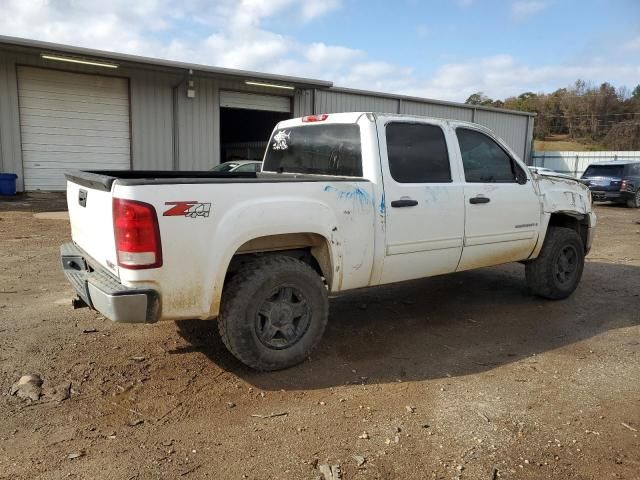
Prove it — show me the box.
[456,128,519,183]
[385,123,451,183]
[262,124,362,177]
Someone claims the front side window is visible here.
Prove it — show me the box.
[456,128,521,183]
[262,124,362,177]
[385,123,451,183]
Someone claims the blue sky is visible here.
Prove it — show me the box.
[1,0,639,101]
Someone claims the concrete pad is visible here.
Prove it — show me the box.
[33,211,69,220]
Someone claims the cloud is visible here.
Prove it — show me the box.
[510,1,547,21]
[623,35,640,52]
[408,54,640,101]
[0,0,637,103]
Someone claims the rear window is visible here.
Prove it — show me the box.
[582,165,625,178]
[262,124,363,177]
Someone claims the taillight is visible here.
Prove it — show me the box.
[302,114,329,122]
[113,198,162,269]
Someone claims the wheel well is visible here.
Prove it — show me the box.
[548,213,589,252]
[225,233,333,286]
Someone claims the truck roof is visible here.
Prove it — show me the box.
[276,111,484,130]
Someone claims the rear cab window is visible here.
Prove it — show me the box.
[262,124,363,177]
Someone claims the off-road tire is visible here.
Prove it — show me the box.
[218,255,329,371]
[525,227,585,300]
[626,189,640,208]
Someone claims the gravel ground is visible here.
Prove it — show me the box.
[0,192,638,480]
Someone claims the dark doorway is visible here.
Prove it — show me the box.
[220,108,292,163]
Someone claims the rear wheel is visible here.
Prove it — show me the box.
[218,255,328,371]
[525,227,585,299]
[626,189,640,208]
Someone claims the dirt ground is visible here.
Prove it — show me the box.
[0,193,638,480]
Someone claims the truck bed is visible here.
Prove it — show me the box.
[65,170,366,192]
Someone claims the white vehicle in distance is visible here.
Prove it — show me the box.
[61,112,596,371]
[210,160,262,173]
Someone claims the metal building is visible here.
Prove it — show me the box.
[0,35,535,192]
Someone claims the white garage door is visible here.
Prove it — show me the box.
[18,67,131,191]
[220,91,291,112]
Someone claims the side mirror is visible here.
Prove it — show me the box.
[515,166,528,184]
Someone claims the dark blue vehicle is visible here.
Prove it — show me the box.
[581,161,640,208]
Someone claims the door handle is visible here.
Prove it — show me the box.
[391,199,418,208]
[469,196,490,204]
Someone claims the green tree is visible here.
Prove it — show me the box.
[465,92,494,106]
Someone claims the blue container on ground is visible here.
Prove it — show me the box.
[0,173,18,196]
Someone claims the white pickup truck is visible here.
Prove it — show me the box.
[61,112,596,370]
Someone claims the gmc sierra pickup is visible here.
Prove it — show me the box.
[61,112,596,370]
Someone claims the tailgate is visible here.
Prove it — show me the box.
[66,180,119,276]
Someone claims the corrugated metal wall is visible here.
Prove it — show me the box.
[316,90,398,114]
[175,76,217,170]
[401,100,473,122]
[0,47,188,189]
[475,110,529,162]
[0,45,534,191]
[129,69,180,170]
[313,89,533,160]
[0,47,300,187]
[0,51,23,188]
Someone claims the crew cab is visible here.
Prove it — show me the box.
[61,112,596,370]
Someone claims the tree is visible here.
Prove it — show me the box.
[476,79,640,148]
[465,92,494,106]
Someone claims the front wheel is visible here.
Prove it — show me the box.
[218,255,329,371]
[525,227,585,300]
[626,189,640,208]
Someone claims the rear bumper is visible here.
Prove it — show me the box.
[590,190,628,202]
[60,243,160,323]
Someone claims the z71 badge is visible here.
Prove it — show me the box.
[163,201,211,218]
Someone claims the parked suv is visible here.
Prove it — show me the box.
[581,161,640,208]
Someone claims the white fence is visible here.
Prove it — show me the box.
[531,151,640,178]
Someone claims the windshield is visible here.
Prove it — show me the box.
[582,165,624,178]
[262,124,363,177]
[211,162,239,172]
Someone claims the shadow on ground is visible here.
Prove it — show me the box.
[0,192,67,212]
[175,261,640,391]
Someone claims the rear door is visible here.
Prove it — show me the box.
[378,119,465,284]
[454,127,540,271]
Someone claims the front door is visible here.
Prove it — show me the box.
[454,127,541,271]
[378,119,465,284]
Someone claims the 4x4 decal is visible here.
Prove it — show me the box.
[163,201,211,218]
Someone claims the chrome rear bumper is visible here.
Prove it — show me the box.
[60,243,159,323]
